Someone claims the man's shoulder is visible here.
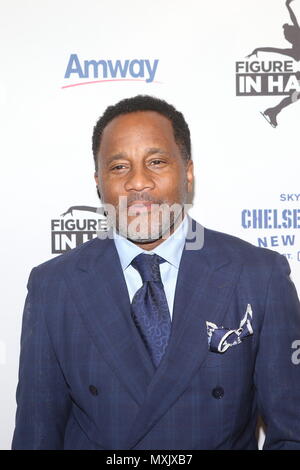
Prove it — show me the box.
[203,225,284,269]
[30,236,109,280]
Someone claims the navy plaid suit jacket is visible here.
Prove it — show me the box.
[12,217,300,449]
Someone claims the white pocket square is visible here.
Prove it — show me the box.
[206,304,253,353]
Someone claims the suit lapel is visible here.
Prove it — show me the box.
[124,218,243,449]
[63,232,156,407]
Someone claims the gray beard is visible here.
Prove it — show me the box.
[110,202,184,242]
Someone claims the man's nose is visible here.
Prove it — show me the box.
[124,166,155,192]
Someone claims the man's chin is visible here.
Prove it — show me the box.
[118,226,165,243]
[115,217,170,242]
[126,233,162,244]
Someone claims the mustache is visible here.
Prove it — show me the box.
[125,194,165,207]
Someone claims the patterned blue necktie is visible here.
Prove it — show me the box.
[131,253,171,368]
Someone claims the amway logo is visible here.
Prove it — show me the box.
[63,54,159,88]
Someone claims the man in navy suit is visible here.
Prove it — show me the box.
[12,95,300,449]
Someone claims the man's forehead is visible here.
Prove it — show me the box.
[102,110,173,135]
[99,111,176,153]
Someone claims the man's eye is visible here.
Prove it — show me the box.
[150,160,165,165]
[111,164,126,170]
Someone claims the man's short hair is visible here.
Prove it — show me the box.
[92,95,191,171]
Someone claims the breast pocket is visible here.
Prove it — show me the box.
[201,335,254,369]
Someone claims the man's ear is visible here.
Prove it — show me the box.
[186,159,194,193]
[94,172,101,199]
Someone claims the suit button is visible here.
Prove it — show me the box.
[89,385,99,396]
[212,387,224,399]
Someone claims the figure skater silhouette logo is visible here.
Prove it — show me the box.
[246,0,300,127]
[60,205,107,217]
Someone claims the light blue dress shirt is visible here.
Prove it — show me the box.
[113,215,189,320]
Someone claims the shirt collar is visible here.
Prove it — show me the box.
[113,214,189,271]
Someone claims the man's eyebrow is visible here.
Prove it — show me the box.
[144,147,170,157]
[105,148,170,164]
[106,153,127,164]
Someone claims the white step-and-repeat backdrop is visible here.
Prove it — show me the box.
[1,0,299,450]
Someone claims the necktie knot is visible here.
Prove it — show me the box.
[131,253,166,283]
